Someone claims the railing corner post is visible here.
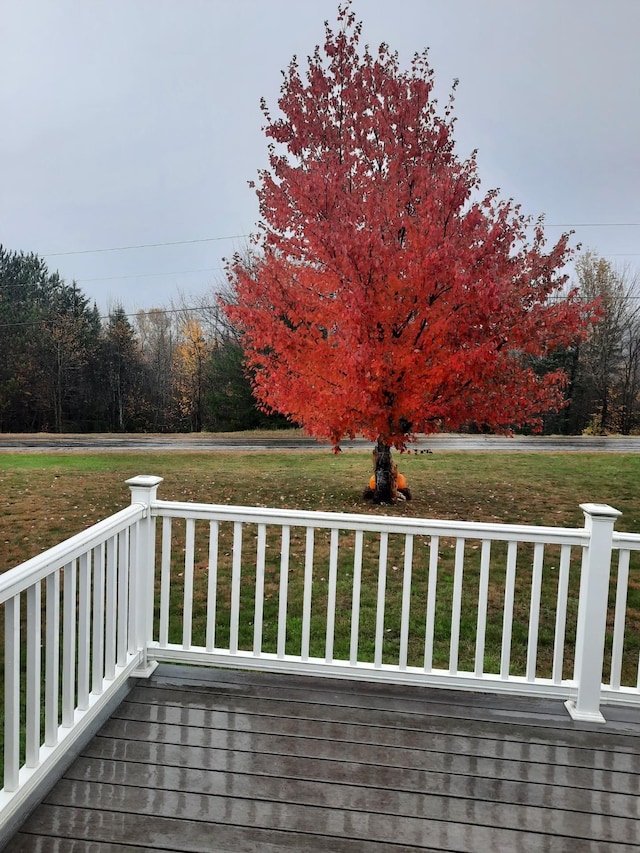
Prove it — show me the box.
[126,476,163,677]
[566,503,621,724]
[126,475,164,508]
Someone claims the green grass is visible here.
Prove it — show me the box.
[3,448,640,569]
[2,449,640,668]
[1,448,640,774]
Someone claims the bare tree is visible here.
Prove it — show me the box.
[617,279,640,434]
[576,252,640,433]
[136,308,179,430]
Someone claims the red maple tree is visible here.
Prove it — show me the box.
[224,3,594,501]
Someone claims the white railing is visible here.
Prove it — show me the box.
[0,477,159,841]
[1,474,639,840]
[147,494,639,724]
[605,529,640,701]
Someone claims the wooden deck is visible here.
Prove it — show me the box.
[5,664,640,852]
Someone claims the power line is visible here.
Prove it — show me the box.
[2,254,638,293]
[1,227,633,292]
[38,224,640,258]
[0,303,223,331]
[43,234,249,257]
[6,293,640,333]
[76,266,224,283]
[0,266,226,291]
[547,223,640,227]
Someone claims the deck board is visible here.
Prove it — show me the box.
[6,665,640,852]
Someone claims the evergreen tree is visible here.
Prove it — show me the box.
[99,306,146,431]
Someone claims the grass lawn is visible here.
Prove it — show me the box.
[1,448,639,678]
[2,449,640,573]
[0,448,639,771]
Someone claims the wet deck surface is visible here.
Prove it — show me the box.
[6,664,640,852]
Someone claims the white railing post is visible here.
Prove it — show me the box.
[565,503,621,723]
[126,475,163,677]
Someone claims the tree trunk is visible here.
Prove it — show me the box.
[373,436,396,504]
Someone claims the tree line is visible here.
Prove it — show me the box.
[0,245,285,433]
[538,252,640,436]
[0,244,638,435]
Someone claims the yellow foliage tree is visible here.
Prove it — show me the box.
[174,318,211,431]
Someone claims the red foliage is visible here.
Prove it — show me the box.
[224,3,594,450]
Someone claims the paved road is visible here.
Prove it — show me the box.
[1,433,639,452]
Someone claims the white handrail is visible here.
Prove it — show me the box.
[0,504,145,604]
[0,476,637,844]
[146,488,630,723]
[0,500,148,842]
[152,498,590,544]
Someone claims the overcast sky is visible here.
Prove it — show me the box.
[2,0,639,317]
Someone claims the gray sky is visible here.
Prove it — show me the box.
[2,0,639,317]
